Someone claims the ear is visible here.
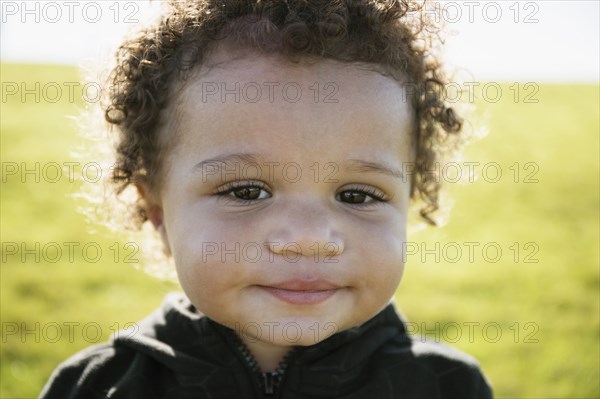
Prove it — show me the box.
[135,183,171,255]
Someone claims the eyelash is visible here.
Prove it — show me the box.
[215,181,388,207]
[336,184,388,207]
[215,181,272,205]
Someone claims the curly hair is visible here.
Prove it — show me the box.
[104,0,463,226]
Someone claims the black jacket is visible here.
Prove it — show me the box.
[40,293,493,398]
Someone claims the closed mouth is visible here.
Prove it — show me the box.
[257,280,341,305]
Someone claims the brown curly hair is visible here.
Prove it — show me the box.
[104,0,463,226]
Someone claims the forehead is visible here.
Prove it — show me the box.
[165,47,415,166]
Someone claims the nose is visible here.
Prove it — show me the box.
[264,198,344,261]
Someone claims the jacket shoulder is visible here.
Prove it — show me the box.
[39,342,141,399]
[377,333,493,398]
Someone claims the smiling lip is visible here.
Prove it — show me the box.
[258,279,341,305]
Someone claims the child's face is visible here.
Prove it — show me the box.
[153,47,414,347]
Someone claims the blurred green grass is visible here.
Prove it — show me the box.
[1,63,598,398]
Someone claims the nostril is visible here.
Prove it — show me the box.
[265,241,302,254]
[264,239,345,260]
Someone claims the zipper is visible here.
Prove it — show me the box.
[261,369,279,395]
[232,332,297,397]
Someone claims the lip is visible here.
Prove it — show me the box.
[258,279,341,305]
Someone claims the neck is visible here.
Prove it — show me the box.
[240,335,293,373]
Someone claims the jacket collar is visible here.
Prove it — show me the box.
[113,292,410,393]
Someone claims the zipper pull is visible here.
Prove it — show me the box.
[262,372,278,395]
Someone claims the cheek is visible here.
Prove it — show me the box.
[355,218,407,288]
[168,206,253,297]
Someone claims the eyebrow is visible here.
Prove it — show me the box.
[192,152,405,179]
[192,152,262,172]
[344,159,405,180]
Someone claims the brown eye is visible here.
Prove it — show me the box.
[336,186,387,206]
[338,191,369,204]
[217,182,271,202]
[232,187,263,200]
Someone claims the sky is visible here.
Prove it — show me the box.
[1,0,599,82]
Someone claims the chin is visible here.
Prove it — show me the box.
[233,314,342,347]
